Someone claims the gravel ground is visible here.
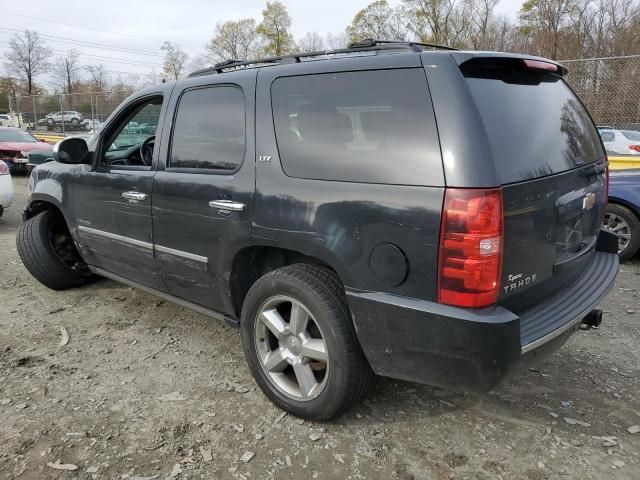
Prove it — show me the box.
[1,175,639,480]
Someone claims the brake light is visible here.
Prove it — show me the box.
[0,161,9,175]
[438,188,503,308]
[629,145,640,152]
[522,59,559,73]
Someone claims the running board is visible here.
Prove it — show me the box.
[90,266,240,329]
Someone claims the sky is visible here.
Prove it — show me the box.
[0,0,525,84]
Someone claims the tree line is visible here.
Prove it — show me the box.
[2,0,640,107]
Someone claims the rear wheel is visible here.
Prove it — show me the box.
[605,203,640,261]
[240,264,372,420]
[16,210,94,290]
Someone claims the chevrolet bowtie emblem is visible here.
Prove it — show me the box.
[582,192,596,210]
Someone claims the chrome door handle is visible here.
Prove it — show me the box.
[209,199,245,212]
[122,191,147,201]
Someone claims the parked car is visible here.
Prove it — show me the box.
[26,148,54,175]
[0,160,14,218]
[18,41,619,419]
[0,127,54,173]
[0,113,19,128]
[40,111,85,126]
[606,169,640,260]
[598,128,640,156]
[125,121,157,135]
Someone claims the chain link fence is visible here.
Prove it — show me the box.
[564,55,640,131]
[3,55,640,140]
[4,90,134,135]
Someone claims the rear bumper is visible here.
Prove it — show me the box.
[347,250,618,391]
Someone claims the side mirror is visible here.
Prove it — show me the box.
[53,137,89,164]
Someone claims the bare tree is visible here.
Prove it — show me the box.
[3,30,51,95]
[519,0,576,59]
[85,64,109,92]
[51,50,81,94]
[208,19,262,61]
[325,32,350,49]
[161,41,189,80]
[404,0,470,46]
[297,32,325,52]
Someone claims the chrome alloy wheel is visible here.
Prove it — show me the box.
[254,296,329,401]
[605,212,632,253]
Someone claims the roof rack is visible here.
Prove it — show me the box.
[188,38,458,78]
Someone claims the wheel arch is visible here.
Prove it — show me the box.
[608,197,640,220]
[228,245,346,319]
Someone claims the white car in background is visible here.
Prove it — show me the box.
[0,160,14,218]
[599,128,640,155]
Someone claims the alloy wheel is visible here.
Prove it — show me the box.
[605,212,631,253]
[254,296,329,401]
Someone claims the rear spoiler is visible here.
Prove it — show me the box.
[452,52,568,77]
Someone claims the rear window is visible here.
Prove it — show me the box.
[271,69,442,185]
[462,59,604,184]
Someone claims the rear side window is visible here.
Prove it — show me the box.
[271,69,442,185]
[622,130,640,141]
[170,86,245,172]
[462,59,604,184]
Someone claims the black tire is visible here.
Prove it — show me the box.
[606,203,640,262]
[240,264,372,420]
[54,125,62,133]
[71,118,79,125]
[0,205,4,218]
[16,210,93,290]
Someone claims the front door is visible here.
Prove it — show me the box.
[73,95,167,290]
[152,73,256,314]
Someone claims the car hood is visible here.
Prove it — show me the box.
[0,142,52,152]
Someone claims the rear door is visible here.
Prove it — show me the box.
[458,57,607,310]
[152,71,256,315]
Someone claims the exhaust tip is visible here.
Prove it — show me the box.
[581,309,603,329]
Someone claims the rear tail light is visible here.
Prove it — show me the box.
[438,188,503,308]
[629,145,640,152]
[604,161,609,213]
[0,161,9,175]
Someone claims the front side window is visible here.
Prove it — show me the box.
[169,86,245,172]
[100,97,162,168]
[271,69,441,185]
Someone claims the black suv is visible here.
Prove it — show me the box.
[17,40,619,419]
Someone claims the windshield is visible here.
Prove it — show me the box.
[0,129,38,143]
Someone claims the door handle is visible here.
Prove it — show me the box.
[209,199,245,212]
[122,191,148,201]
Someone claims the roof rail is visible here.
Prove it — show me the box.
[187,38,458,78]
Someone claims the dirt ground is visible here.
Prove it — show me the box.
[1,175,639,480]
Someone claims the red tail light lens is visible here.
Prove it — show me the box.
[438,188,503,308]
[0,161,9,175]
[629,145,640,152]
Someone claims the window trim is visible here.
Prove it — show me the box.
[166,83,247,176]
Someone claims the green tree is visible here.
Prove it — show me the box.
[257,1,295,56]
[208,18,262,61]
